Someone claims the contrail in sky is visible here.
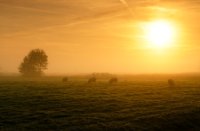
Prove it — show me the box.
[119,0,134,15]
[119,0,129,7]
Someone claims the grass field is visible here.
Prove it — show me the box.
[0,75,200,130]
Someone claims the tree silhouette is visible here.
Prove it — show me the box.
[19,49,48,76]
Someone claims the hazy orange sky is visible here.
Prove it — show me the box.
[0,0,200,74]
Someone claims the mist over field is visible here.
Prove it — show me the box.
[1,0,200,130]
[0,75,200,130]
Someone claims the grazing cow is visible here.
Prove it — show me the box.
[168,79,175,87]
[88,77,96,83]
[109,77,118,84]
[62,77,68,82]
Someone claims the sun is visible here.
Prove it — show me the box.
[145,20,175,49]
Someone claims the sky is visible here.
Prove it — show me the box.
[0,0,200,74]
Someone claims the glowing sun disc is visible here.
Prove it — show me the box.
[145,20,175,48]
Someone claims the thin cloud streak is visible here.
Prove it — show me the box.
[119,0,134,15]
[0,3,56,14]
[1,8,127,38]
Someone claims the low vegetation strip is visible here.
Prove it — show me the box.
[0,76,200,130]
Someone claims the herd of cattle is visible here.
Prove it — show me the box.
[62,76,175,86]
[62,76,118,84]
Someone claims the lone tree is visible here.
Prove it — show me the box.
[19,49,48,76]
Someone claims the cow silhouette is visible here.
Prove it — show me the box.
[62,77,68,82]
[168,79,175,87]
[88,77,96,83]
[109,77,118,84]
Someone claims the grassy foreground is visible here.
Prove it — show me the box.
[0,75,200,130]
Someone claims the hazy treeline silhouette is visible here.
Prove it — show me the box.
[19,49,48,77]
